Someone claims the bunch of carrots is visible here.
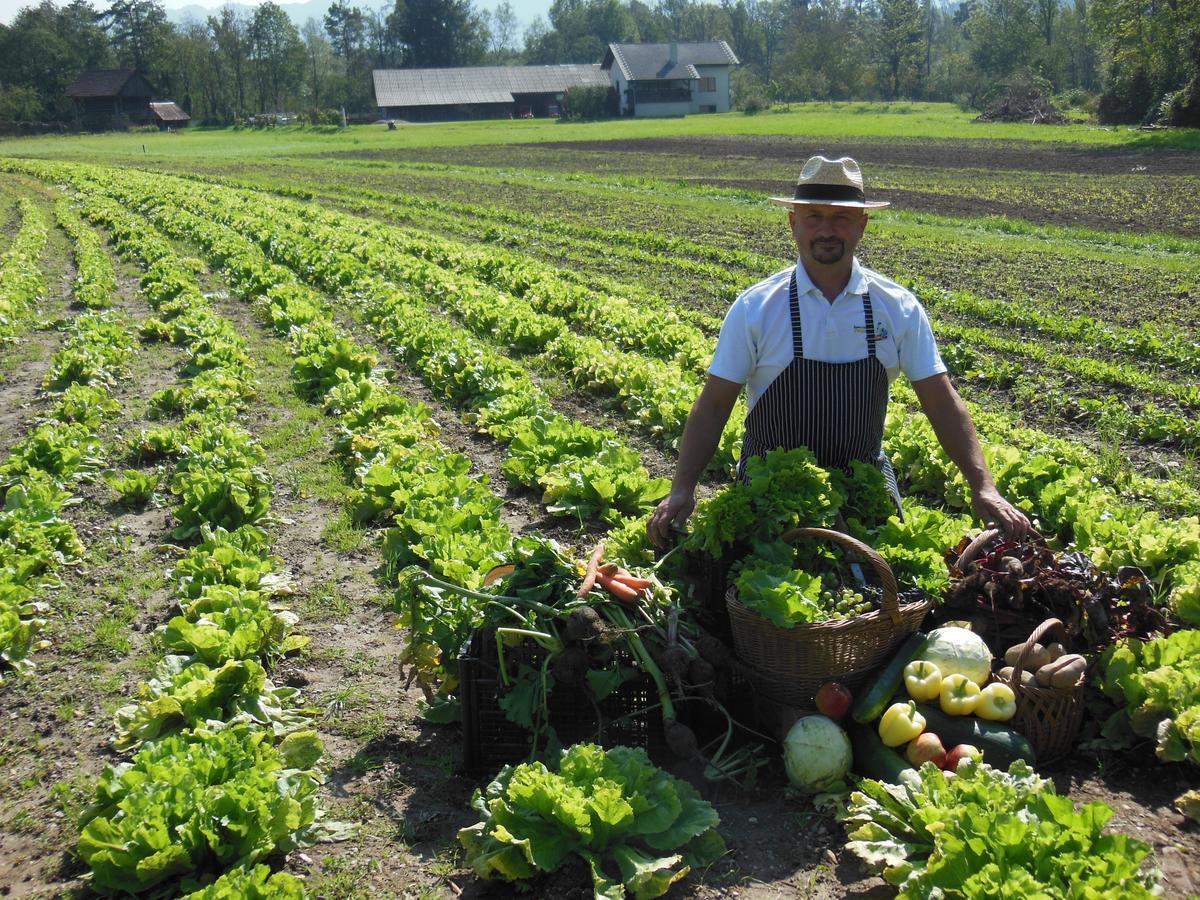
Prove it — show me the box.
[577,543,654,602]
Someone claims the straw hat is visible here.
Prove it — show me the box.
[770,155,890,209]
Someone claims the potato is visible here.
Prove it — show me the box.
[1035,654,1087,688]
[1045,642,1066,662]
[1049,655,1087,688]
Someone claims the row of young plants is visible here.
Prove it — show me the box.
[0,252,134,679]
[0,195,48,342]
[53,196,117,311]
[58,187,337,897]
[115,164,1200,625]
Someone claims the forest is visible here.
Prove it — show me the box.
[0,0,1197,128]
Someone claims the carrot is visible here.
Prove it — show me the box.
[482,564,515,587]
[596,571,640,603]
[614,573,655,592]
[577,542,606,598]
[598,563,620,577]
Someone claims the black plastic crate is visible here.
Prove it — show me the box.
[459,628,666,775]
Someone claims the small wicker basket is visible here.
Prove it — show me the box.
[1003,617,1086,765]
[726,527,934,708]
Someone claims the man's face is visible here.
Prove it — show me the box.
[789,205,868,268]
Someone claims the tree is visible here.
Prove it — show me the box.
[1092,0,1199,122]
[0,0,112,120]
[872,0,925,97]
[394,0,488,67]
[103,0,171,75]
[247,1,304,111]
[484,0,522,58]
[301,18,336,109]
[208,5,250,120]
[964,0,1038,81]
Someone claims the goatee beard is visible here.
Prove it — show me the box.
[811,239,845,263]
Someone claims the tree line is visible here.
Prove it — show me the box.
[0,0,1195,126]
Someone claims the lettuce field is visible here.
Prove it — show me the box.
[1,109,1198,897]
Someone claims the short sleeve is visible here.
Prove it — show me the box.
[708,299,753,385]
[898,302,947,382]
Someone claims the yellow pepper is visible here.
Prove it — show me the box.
[939,673,982,716]
[976,682,1017,721]
[903,660,943,703]
[878,700,926,747]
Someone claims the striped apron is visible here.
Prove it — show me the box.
[737,268,903,514]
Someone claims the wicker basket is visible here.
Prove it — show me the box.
[1002,617,1086,765]
[726,527,934,708]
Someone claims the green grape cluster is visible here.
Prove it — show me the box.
[819,586,877,620]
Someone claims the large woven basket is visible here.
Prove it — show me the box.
[1003,617,1086,765]
[726,527,934,708]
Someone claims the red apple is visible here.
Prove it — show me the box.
[815,682,853,719]
[905,732,947,768]
[943,743,983,770]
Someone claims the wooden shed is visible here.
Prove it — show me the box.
[149,101,191,129]
[65,69,155,130]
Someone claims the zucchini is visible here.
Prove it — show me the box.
[851,631,929,723]
[915,703,1036,769]
[848,720,912,784]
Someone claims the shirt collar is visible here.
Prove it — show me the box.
[794,257,867,302]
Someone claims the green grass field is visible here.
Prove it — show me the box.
[4,102,1200,163]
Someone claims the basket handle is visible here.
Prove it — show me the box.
[779,526,901,625]
[1009,617,1066,688]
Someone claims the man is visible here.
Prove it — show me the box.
[648,155,1029,547]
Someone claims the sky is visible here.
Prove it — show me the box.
[0,0,552,28]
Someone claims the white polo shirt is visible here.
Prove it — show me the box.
[708,258,946,410]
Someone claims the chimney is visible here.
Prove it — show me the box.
[669,42,678,67]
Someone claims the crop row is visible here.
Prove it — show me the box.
[0,196,48,342]
[58,186,332,897]
[0,304,131,679]
[53,196,117,311]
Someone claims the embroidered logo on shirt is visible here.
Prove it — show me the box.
[853,324,891,340]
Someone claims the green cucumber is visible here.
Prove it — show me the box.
[915,703,1036,769]
[848,720,912,783]
[851,631,929,723]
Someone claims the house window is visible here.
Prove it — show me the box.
[699,77,717,93]
[699,105,717,113]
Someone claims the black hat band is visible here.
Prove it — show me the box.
[793,183,867,203]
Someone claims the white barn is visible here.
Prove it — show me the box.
[601,41,739,117]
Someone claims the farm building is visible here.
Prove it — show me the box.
[372,65,610,121]
[601,41,739,117]
[64,69,156,130]
[149,101,191,129]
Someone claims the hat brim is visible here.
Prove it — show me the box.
[770,196,890,209]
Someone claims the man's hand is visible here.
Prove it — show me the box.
[648,490,696,548]
[972,485,1031,540]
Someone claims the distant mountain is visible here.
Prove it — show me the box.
[165,0,347,27]
[164,0,550,30]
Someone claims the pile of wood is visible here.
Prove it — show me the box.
[975,86,1066,124]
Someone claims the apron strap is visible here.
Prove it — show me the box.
[862,292,877,358]
[789,268,803,358]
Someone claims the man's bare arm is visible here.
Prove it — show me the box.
[647,375,742,547]
[911,373,1030,538]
